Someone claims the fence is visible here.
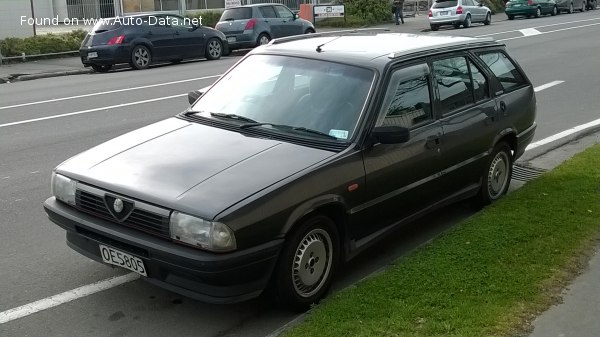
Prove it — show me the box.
[67,0,116,19]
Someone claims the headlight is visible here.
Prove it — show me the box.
[169,211,236,252]
[51,172,77,206]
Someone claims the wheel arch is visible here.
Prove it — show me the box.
[492,129,518,158]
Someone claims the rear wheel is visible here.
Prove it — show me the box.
[463,14,472,28]
[484,12,491,25]
[580,0,586,11]
[475,142,513,206]
[273,215,339,312]
[91,64,112,73]
[205,38,222,60]
[568,2,574,13]
[257,33,271,46]
[535,7,542,17]
[130,45,151,70]
[430,24,440,31]
[551,5,558,15]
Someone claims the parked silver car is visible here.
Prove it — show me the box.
[428,0,492,31]
[215,4,315,51]
[556,0,586,13]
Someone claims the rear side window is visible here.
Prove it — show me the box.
[433,56,474,115]
[259,6,277,18]
[220,7,252,21]
[93,19,121,33]
[433,0,458,8]
[477,51,527,92]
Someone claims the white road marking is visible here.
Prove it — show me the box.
[0,75,221,111]
[498,22,600,42]
[534,80,564,92]
[519,28,542,37]
[526,118,600,150]
[0,273,139,324]
[0,93,186,129]
[475,17,600,37]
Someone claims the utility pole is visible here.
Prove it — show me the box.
[30,0,37,36]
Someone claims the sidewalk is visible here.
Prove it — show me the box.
[0,56,90,83]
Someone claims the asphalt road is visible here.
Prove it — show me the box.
[1,12,600,337]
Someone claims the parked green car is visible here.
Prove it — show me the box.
[505,0,558,19]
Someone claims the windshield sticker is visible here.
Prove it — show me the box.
[329,129,349,139]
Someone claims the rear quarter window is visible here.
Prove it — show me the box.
[220,7,253,20]
[93,19,121,33]
[477,51,527,92]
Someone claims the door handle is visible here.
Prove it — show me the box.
[500,101,507,113]
[425,135,441,149]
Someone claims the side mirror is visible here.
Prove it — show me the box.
[294,13,299,20]
[479,2,483,6]
[188,90,202,105]
[371,126,410,145]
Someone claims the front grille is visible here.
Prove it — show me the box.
[75,189,170,238]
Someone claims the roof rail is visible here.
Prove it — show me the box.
[386,38,498,59]
[267,28,392,46]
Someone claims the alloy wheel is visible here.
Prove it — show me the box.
[208,40,221,59]
[487,151,510,200]
[291,228,333,298]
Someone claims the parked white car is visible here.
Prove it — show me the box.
[428,0,492,31]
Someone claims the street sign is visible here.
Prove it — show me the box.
[313,5,345,18]
[225,0,242,8]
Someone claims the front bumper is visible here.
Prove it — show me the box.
[44,197,283,304]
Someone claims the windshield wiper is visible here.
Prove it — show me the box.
[210,112,258,123]
[240,123,338,140]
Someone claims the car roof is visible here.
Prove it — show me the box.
[255,32,500,68]
[226,4,287,8]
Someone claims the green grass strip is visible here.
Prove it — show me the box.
[284,145,600,337]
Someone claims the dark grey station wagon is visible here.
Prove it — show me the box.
[44,31,537,311]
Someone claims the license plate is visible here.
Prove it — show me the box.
[227,36,236,43]
[99,244,147,276]
[87,52,98,59]
[440,11,449,15]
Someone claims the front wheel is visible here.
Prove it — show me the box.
[205,38,222,60]
[273,215,339,312]
[305,28,315,34]
[430,24,440,31]
[507,14,515,20]
[551,5,558,15]
[130,45,151,70]
[535,7,542,17]
[568,3,574,13]
[475,142,513,206]
[484,12,491,25]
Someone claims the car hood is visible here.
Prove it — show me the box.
[57,118,336,219]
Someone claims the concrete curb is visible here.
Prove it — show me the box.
[10,69,92,82]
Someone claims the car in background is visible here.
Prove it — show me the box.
[505,0,558,19]
[46,31,537,311]
[556,0,586,12]
[428,0,492,31]
[80,13,229,72]
[215,4,315,51]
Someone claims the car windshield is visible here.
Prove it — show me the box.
[433,0,459,8]
[191,55,375,141]
[220,7,252,20]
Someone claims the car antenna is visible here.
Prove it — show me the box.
[316,36,342,53]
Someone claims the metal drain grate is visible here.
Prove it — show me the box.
[512,163,548,182]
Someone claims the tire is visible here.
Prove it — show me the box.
[507,14,515,20]
[130,45,151,70]
[580,0,586,11]
[535,7,542,17]
[484,12,491,25]
[568,2,574,13]
[205,38,222,60]
[430,24,440,31]
[305,28,315,34]
[551,5,558,15]
[273,214,339,312]
[257,33,271,46]
[91,64,112,73]
[475,142,513,206]
[463,14,472,28]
